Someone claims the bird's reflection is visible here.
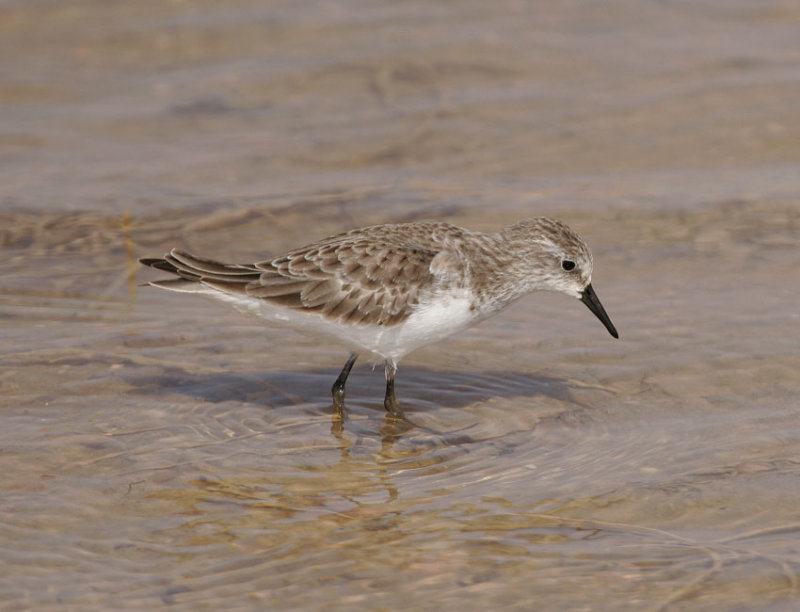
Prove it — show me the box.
[330,407,417,456]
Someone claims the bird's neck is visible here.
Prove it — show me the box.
[465,232,540,311]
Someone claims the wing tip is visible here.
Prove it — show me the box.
[139,257,178,274]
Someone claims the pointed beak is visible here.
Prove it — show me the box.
[580,283,619,339]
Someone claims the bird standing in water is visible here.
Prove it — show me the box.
[140,217,618,418]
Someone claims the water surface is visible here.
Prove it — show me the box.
[2,1,800,610]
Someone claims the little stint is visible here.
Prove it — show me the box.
[140,218,618,417]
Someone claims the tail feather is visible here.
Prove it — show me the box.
[167,249,259,277]
[139,257,183,275]
[139,249,261,292]
[148,278,213,293]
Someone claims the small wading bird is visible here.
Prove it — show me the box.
[140,218,618,418]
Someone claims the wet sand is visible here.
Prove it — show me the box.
[2,1,800,610]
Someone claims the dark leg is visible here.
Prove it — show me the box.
[383,359,403,418]
[332,353,358,416]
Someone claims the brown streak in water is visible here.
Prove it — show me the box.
[122,210,137,301]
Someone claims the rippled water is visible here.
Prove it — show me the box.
[2,1,800,610]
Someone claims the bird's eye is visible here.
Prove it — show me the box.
[561,259,576,271]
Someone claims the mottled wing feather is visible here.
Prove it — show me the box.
[250,239,439,326]
[142,221,470,327]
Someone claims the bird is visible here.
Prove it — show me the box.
[139,217,618,418]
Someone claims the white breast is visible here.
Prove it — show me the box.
[201,286,479,362]
[382,288,476,360]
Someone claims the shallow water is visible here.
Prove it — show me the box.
[2,1,800,610]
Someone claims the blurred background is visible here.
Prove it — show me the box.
[2,1,799,610]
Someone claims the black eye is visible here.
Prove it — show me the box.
[561,259,576,271]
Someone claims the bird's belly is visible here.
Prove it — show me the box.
[206,288,479,362]
[379,289,477,360]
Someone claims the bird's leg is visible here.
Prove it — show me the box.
[331,353,358,417]
[383,359,403,418]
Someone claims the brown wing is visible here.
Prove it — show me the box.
[250,238,438,326]
[142,240,440,327]
[140,250,261,291]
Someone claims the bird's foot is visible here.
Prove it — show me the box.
[383,396,405,420]
[331,384,347,417]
